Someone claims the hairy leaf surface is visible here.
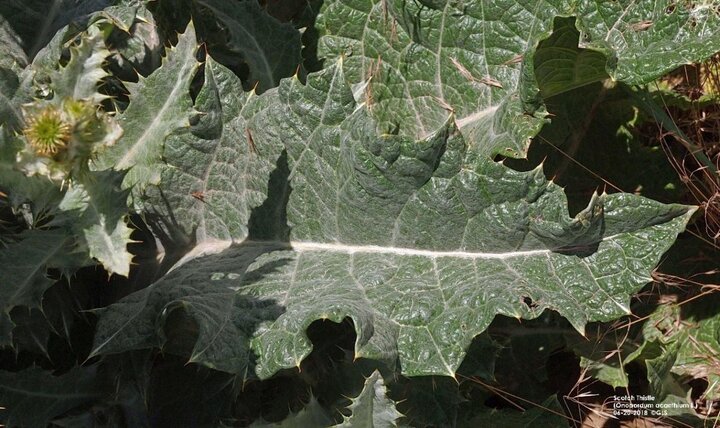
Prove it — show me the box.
[92,62,694,378]
[334,370,402,427]
[58,171,133,276]
[50,26,109,103]
[142,58,278,246]
[317,0,720,158]
[577,1,720,84]
[0,0,111,59]
[95,24,199,191]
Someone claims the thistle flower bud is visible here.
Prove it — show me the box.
[17,98,122,182]
[22,106,72,157]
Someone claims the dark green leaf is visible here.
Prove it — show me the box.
[0,366,105,428]
[196,0,303,93]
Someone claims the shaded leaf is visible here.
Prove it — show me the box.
[250,396,333,427]
[196,0,303,93]
[9,307,51,358]
[0,230,76,346]
[0,366,105,428]
[90,242,287,374]
[0,0,111,59]
[534,17,609,98]
[458,396,567,428]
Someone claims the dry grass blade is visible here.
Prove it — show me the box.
[648,54,720,245]
[457,373,582,425]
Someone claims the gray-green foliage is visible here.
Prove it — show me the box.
[335,370,403,427]
[317,0,720,158]
[0,0,112,59]
[1,0,718,426]
[142,57,278,246]
[249,396,334,427]
[94,23,199,191]
[91,55,693,379]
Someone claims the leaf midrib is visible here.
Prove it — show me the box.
[114,52,194,170]
[180,234,626,265]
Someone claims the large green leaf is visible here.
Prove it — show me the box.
[95,23,199,191]
[92,61,694,379]
[318,0,566,158]
[0,366,105,428]
[317,0,720,158]
[141,57,278,247]
[0,231,77,346]
[577,1,720,84]
[244,63,693,377]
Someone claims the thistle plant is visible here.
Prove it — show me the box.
[17,99,121,182]
[2,1,720,426]
[23,105,71,156]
